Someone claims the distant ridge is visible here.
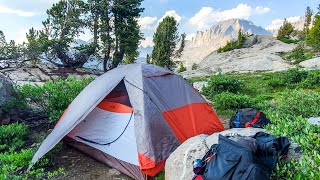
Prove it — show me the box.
[176,19,272,67]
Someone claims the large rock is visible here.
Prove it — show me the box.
[0,63,97,86]
[165,135,209,180]
[299,57,320,69]
[181,36,295,78]
[165,128,302,180]
[0,74,15,107]
[192,81,208,92]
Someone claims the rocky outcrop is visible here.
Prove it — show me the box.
[192,81,208,92]
[0,74,15,107]
[176,19,272,67]
[0,63,97,86]
[165,128,301,180]
[181,36,295,78]
[299,57,320,69]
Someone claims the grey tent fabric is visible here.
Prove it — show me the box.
[30,63,224,178]
[29,65,138,169]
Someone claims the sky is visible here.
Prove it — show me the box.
[0,0,319,47]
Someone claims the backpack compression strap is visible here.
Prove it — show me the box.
[235,111,241,128]
[245,112,261,128]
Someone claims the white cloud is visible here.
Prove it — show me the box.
[138,16,157,30]
[0,5,36,17]
[186,33,196,41]
[189,4,271,30]
[15,29,29,44]
[266,16,301,30]
[158,10,182,24]
[140,37,154,48]
[78,29,93,41]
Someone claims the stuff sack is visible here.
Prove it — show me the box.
[229,108,271,128]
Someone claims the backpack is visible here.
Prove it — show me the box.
[229,108,271,129]
[193,132,290,180]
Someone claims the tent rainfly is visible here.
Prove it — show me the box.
[29,64,224,179]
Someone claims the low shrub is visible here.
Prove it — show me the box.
[300,70,320,88]
[266,113,320,179]
[0,123,65,179]
[213,92,254,110]
[202,75,242,96]
[16,76,94,122]
[191,63,198,70]
[177,63,186,73]
[279,37,300,44]
[267,68,308,88]
[283,68,308,84]
[273,90,320,118]
[284,44,315,64]
[0,123,28,152]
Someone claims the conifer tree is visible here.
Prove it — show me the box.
[152,16,179,70]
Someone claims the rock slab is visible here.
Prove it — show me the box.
[0,74,15,107]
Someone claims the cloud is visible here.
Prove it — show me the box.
[140,37,154,48]
[0,5,36,17]
[189,4,271,30]
[138,16,157,30]
[158,10,182,23]
[186,33,196,41]
[266,16,301,30]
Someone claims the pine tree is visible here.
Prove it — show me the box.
[236,30,245,47]
[146,54,151,64]
[99,0,113,71]
[304,6,313,35]
[26,28,42,64]
[307,5,320,50]
[277,19,294,39]
[112,0,144,67]
[152,16,179,70]
[175,33,186,58]
[41,0,92,68]
[0,30,5,46]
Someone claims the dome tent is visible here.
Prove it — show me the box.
[29,64,224,179]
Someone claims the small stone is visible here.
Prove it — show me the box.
[308,117,320,126]
[109,169,121,175]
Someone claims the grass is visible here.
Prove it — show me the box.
[188,68,320,179]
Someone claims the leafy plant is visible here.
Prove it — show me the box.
[284,43,315,63]
[15,77,94,122]
[191,63,198,70]
[273,90,320,118]
[202,75,242,96]
[278,37,299,44]
[177,63,187,73]
[0,123,28,152]
[212,92,254,110]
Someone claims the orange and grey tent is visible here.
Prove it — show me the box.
[30,64,224,179]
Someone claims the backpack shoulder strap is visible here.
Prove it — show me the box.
[245,111,261,127]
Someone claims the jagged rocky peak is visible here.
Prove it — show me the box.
[190,19,272,46]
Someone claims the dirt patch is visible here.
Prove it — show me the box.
[218,116,230,130]
[52,145,132,180]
